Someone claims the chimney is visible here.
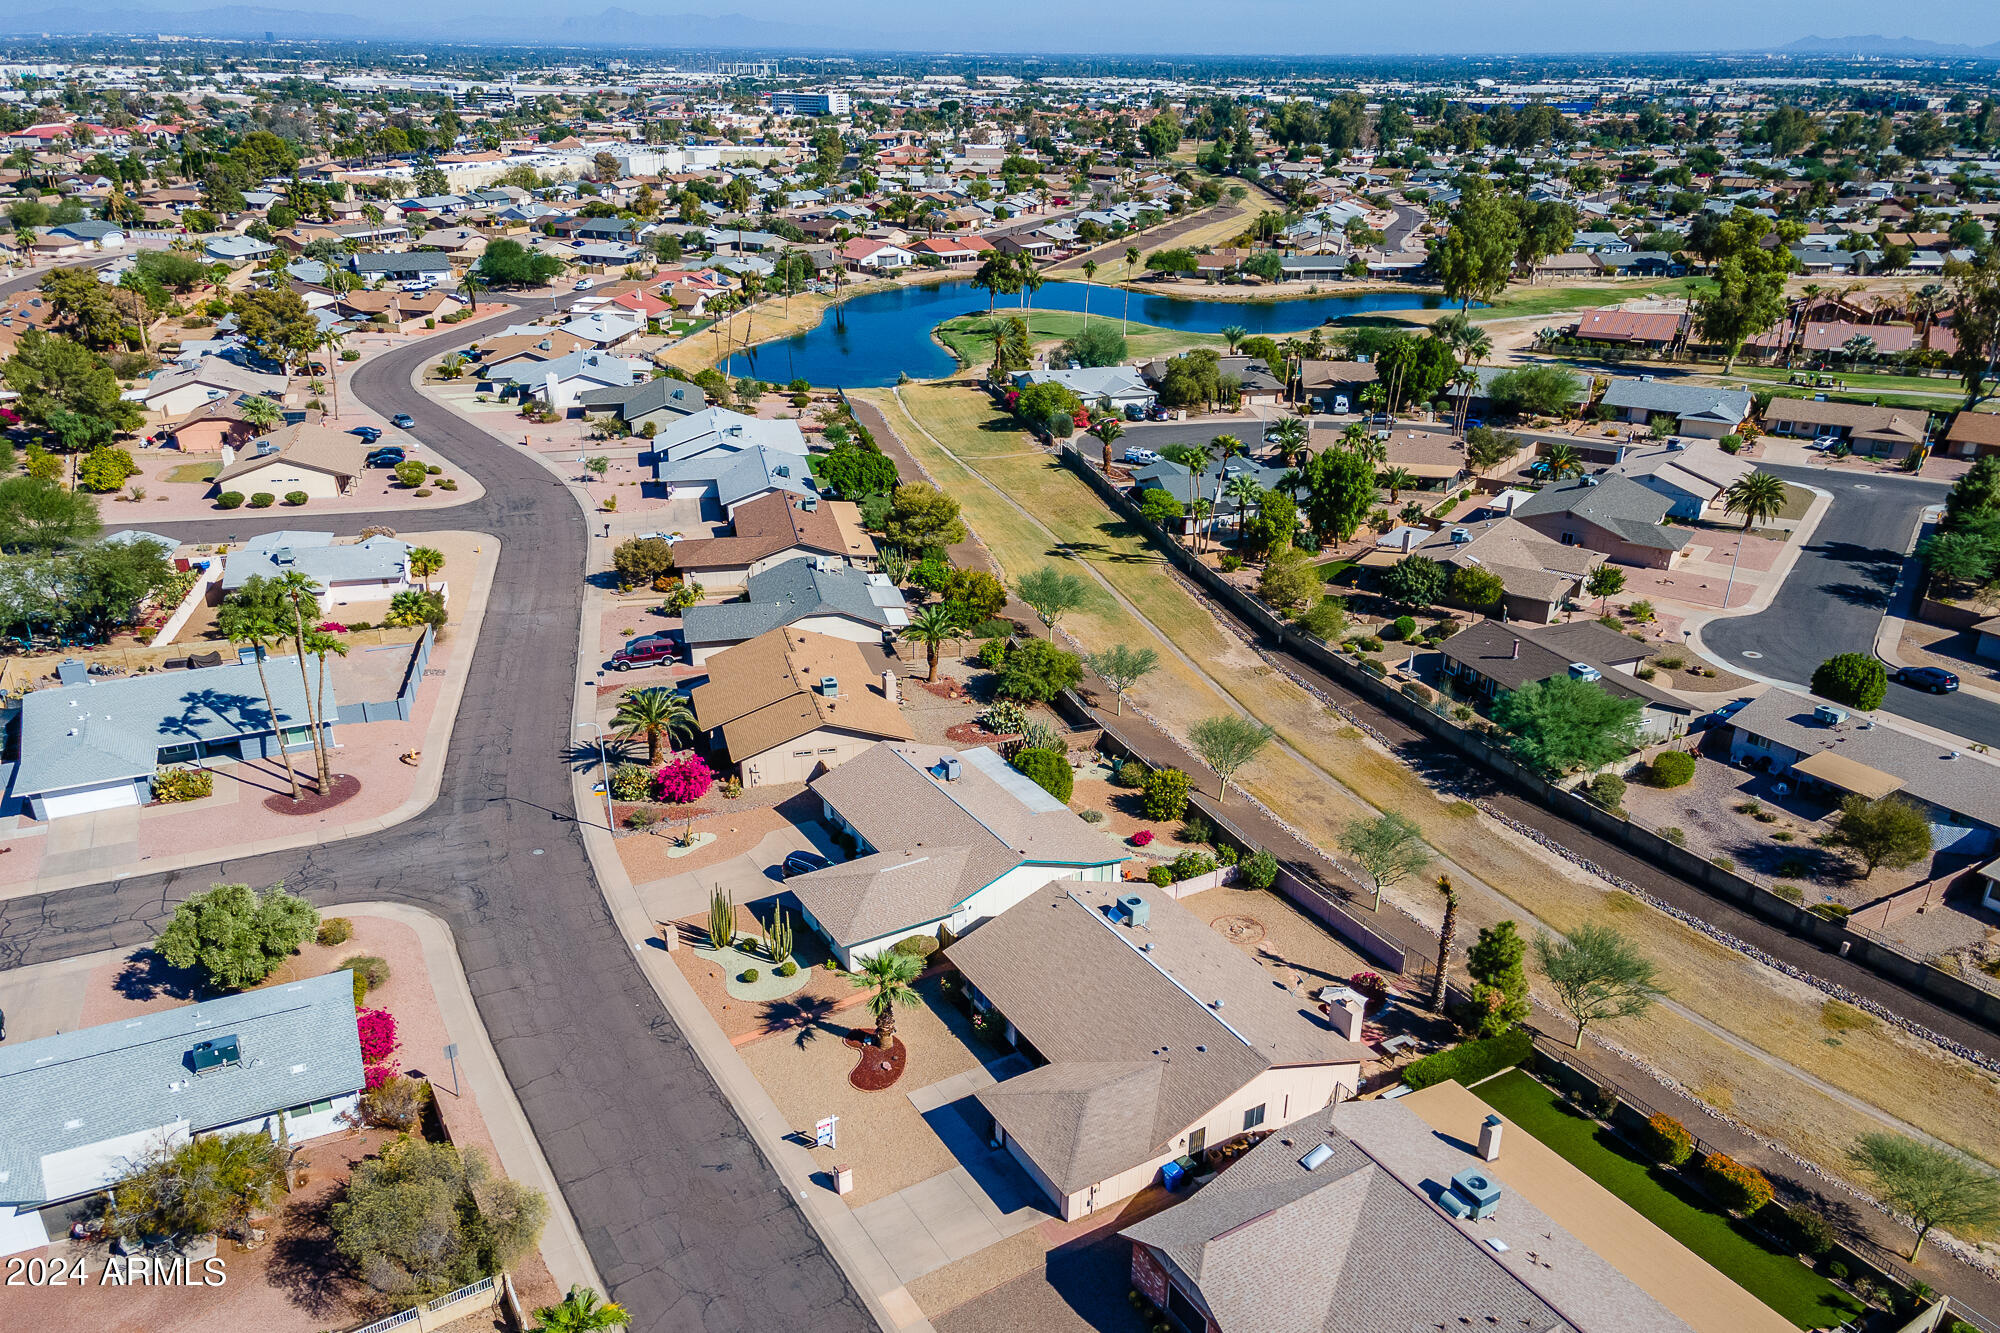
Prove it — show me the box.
[1327,992,1365,1042]
[882,669,898,704]
[1510,639,1519,659]
[1478,1113,1504,1162]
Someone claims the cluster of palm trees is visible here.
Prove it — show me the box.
[214,573,349,802]
[971,249,1045,312]
[1156,433,1251,552]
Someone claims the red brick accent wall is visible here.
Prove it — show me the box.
[1131,1241,1170,1308]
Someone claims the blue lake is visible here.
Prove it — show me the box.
[716,279,1459,388]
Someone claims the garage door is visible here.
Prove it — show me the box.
[42,783,141,819]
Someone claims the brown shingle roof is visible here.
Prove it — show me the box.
[688,627,913,763]
[213,424,365,486]
[669,491,849,572]
[1947,411,2000,449]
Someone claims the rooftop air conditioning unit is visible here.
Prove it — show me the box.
[1116,894,1150,928]
[801,495,818,511]
[774,464,790,478]
[1568,663,1601,683]
[1814,704,1849,726]
[1448,1167,1503,1220]
[1450,527,1471,544]
[817,675,839,696]
[1581,475,1599,486]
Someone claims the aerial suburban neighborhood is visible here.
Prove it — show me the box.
[7,8,2000,1333]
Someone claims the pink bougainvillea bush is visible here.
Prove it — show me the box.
[654,753,714,805]
[356,1007,400,1065]
[1130,829,1154,847]
[364,1060,401,1091]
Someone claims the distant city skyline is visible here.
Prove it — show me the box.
[0,1,1995,56]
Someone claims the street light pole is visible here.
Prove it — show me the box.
[574,721,615,831]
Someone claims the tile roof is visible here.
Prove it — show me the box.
[689,627,914,761]
[1513,475,1691,552]
[788,745,1125,946]
[0,972,365,1206]
[950,882,1364,1194]
[10,654,334,798]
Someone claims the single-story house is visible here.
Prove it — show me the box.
[690,628,915,786]
[1438,619,1695,741]
[669,490,873,592]
[789,746,1129,968]
[1606,440,1757,521]
[0,971,365,1256]
[1297,360,1376,414]
[1943,410,2000,459]
[205,235,277,264]
[1012,366,1155,412]
[1599,379,1752,439]
[212,426,366,501]
[134,362,284,417]
[1512,473,1691,569]
[654,444,814,517]
[1762,398,1929,459]
[648,407,808,465]
[222,530,412,606]
[7,654,337,820]
[839,239,914,270]
[1122,1080,1794,1333]
[1132,454,1291,536]
[1385,515,1603,623]
[1726,688,2000,857]
[1135,355,1285,406]
[948,881,1364,1222]
[680,557,909,665]
[494,351,647,413]
[162,399,257,453]
[473,331,595,382]
[1571,309,1685,349]
[1464,363,1593,418]
[573,377,709,434]
[347,251,454,282]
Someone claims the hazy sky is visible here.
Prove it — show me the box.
[18,0,2000,53]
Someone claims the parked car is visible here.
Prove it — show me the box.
[366,448,407,468]
[1123,402,1145,421]
[1464,417,1485,431]
[1329,395,1350,414]
[399,279,435,293]
[574,278,594,291]
[1812,434,1842,450]
[1122,447,1162,464]
[1263,426,1285,443]
[1145,404,1170,421]
[392,413,416,429]
[781,850,829,879]
[609,638,677,670]
[351,426,382,443]
[1895,666,1959,694]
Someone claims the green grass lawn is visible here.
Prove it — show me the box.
[163,460,221,484]
[1726,364,1966,396]
[1476,277,1704,321]
[1474,1069,1864,1329]
[934,310,1226,372]
[1759,384,1955,413]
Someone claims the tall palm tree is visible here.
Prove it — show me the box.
[271,570,333,792]
[612,687,695,766]
[1092,414,1124,474]
[215,587,305,801]
[1278,337,1307,404]
[1428,874,1459,1013]
[1160,443,1208,542]
[303,627,348,785]
[1080,259,1097,326]
[850,949,923,1048]
[1123,245,1140,332]
[532,1285,632,1333]
[1911,282,1948,351]
[1220,324,1247,356]
[1225,473,1262,541]
[459,270,483,315]
[1449,366,1480,434]
[904,604,967,682]
[1204,434,1245,554]
[1016,252,1045,311]
[406,546,445,590]
[319,326,347,421]
[1268,414,1310,468]
[1724,470,1788,531]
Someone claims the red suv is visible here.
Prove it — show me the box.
[609,637,676,670]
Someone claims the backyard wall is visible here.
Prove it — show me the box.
[1057,444,2000,1037]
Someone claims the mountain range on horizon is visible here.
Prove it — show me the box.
[0,5,1996,59]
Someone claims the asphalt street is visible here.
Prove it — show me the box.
[0,292,874,1333]
[1694,464,2000,742]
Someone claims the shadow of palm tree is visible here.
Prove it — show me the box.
[758,993,847,1049]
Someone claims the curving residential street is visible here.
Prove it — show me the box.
[0,299,874,1333]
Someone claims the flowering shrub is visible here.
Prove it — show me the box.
[363,1060,401,1091]
[1130,829,1154,847]
[1348,971,1388,1001]
[654,753,714,804]
[356,1007,400,1065]
[1643,1113,1694,1167]
[1701,1152,1774,1214]
[318,621,348,633]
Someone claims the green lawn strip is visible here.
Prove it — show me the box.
[163,460,221,484]
[1476,278,1703,321]
[1758,384,1957,413]
[1726,364,1965,396]
[1474,1069,1862,1329]
[934,310,1228,372]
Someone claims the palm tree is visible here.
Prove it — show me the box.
[1278,336,1307,404]
[904,603,967,682]
[1205,434,1245,554]
[1268,414,1310,468]
[1449,366,1480,434]
[271,570,333,792]
[319,326,347,421]
[1016,252,1045,310]
[302,628,348,786]
[1225,473,1261,541]
[1161,442,1208,541]
[1123,245,1140,331]
[1080,259,1097,325]
[1427,874,1459,1013]
[850,948,923,1048]
[1092,414,1124,474]
[612,687,695,766]
[973,252,1008,311]
[1724,470,1788,531]
[239,395,282,436]
[215,587,305,801]
[1540,442,1584,480]
[1911,282,1948,351]
[406,546,445,590]
[532,1285,632,1333]
[1381,466,1415,502]
[1220,324,1247,356]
